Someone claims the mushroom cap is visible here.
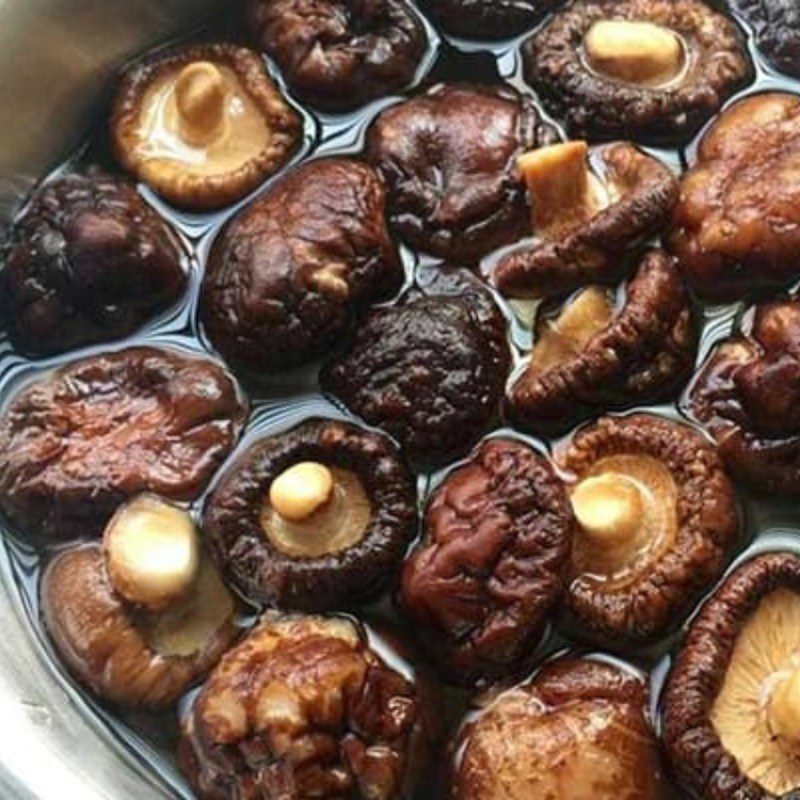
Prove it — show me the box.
[493,143,679,299]
[418,0,552,39]
[669,92,800,301]
[734,0,800,78]
[0,169,186,356]
[202,419,417,610]
[401,438,573,685]
[42,543,236,707]
[687,298,800,494]
[366,84,558,262]
[112,43,301,210]
[452,658,665,799]
[508,250,696,433]
[200,157,402,373]
[0,347,247,540]
[322,268,511,464]
[663,553,800,799]
[523,0,752,144]
[246,0,427,112]
[178,613,431,800]
[558,413,738,644]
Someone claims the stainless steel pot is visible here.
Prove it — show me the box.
[0,3,225,796]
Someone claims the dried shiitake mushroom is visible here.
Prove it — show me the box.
[523,0,752,144]
[451,657,666,799]
[202,419,416,610]
[493,142,679,298]
[686,298,800,494]
[42,495,237,707]
[557,414,738,644]
[247,0,427,112]
[0,169,186,356]
[663,553,800,798]
[669,92,800,301]
[366,84,557,262]
[733,0,800,78]
[112,43,301,210]
[0,346,246,540]
[418,0,553,39]
[178,613,432,799]
[322,269,511,464]
[200,157,402,373]
[401,438,573,685]
[508,250,695,432]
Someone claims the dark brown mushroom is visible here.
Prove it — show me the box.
[112,43,301,210]
[507,250,696,433]
[0,346,246,540]
[202,419,416,610]
[669,92,800,301]
[418,0,553,39]
[733,0,800,78]
[200,157,402,373]
[492,142,679,298]
[400,437,573,685]
[557,413,738,644]
[321,269,511,464]
[366,84,558,262]
[42,496,237,707]
[0,169,186,356]
[663,552,800,799]
[246,0,427,112]
[523,0,752,144]
[451,657,666,799]
[178,613,432,800]
[686,298,800,495]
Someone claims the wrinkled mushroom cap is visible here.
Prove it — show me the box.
[112,43,300,210]
[419,0,552,39]
[734,0,800,79]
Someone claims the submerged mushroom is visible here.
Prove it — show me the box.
[686,298,800,494]
[42,495,236,707]
[0,346,246,540]
[523,0,752,144]
[492,142,679,298]
[669,92,800,301]
[401,438,573,685]
[451,657,665,799]
[0,169,186,356]
[418,0,552,39]
[733,0,800,78]
[202,419,416,610]
[663,553,800,798]
[557,414,738,644]
[112,43,301,210]
[247,0,427,112]
[322,269,511,463]
[200,158,402,373]
[366,84,557,262]
[508,250,695,433]
[178,613,432,799]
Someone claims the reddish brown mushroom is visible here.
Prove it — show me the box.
[557,414,738,644]
[401,437,573,685]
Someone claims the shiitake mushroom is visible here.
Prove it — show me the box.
[0,346,246,540]
[418,0,553,39]
[733,0,800,78]
[557,413,738,645]
[0,169,186,356]
[663,553,800,798]
[202,419,416,610]
[523,0,752,144]
[178,612,433,799]
[401,437,573,685]
[112,43,301,210]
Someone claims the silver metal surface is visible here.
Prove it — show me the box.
[0,3,226,797]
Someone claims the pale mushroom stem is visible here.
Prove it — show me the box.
[269,462,335,523]
[571,472,645,546]
[175,61,228,146]
[769,669,800,747]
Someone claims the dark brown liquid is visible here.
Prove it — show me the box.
[1,4,799,798]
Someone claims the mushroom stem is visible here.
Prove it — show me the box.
[175,61,227,145]
[768,668,800,747]
[571,472,644,546]
[269,462,335,523]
